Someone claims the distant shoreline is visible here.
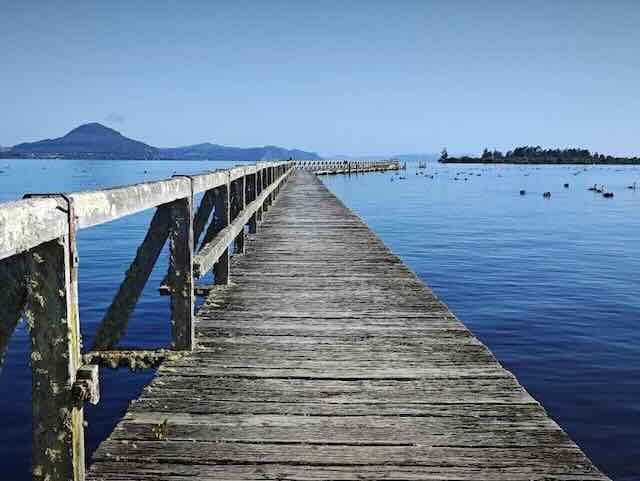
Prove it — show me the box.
[441,159,640,165]
[439,146,640,165]
[0,156,272,162]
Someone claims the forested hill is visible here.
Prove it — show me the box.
[440,146,640,164]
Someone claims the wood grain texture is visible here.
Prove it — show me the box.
[26,236,86,481]
[167,197,195,350]
[88,171,609,481]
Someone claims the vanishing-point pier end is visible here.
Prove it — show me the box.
[295,159,404,175]
[0,160,608,481]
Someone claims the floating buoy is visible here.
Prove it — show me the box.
[543,192,551,198]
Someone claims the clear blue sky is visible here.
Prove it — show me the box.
[1,0,638,156]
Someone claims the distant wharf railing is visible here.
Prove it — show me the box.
[0,160,293,481]
[295,159,403,174]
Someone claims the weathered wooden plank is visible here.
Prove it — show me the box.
[71,163,293,229]
[88,462,607,481]
[92,206,171,350]
[91,441,603,474]
[130,376,537,405]
[110,412,572,448]
[25,236,85,481]
[153,363,510,380]
[70,178,191,229]
[126,400,541,417]
[0,197,67,259]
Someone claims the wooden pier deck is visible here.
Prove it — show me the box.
[87,171,608,480]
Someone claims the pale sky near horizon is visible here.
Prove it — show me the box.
[1,0,639,156]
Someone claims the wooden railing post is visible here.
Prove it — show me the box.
[258,169,263,219]
[255,170,263,224]
[25,230,86,481]
[261,168,269,214]
[249,174,258,234]
[233,176,246,254]
[268,167,274,206]
[214,180,230,285]
[167,191,195,350]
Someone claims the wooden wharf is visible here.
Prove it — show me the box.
[0,161,610,480]
[296,159,403,175]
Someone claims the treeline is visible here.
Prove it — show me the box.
[440,146,640,164]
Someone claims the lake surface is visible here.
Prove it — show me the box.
[1,159,639,480]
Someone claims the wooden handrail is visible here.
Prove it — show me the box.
[0,160,294,481]
[0,161,291,260]
[193,171,287,278]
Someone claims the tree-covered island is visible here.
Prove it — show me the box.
[439,146,640,164]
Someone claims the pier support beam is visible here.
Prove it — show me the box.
[247,173,258,234]
[233,176,246,255]
[168,196,194,350]
[214,183,230,285]
[25,234,85,481]
[256,170,264,222]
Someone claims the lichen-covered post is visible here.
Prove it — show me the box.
[214,182,230,284]
[25,234,86,481]
[234,175,246,254]
[167,192,195,350]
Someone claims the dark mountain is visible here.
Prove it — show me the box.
[8,123,160,159]
[159,143,321,161]
[1,123,322,161]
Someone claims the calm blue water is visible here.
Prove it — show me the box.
[322,163,640,481]
[0,159,240,479]
[0,160,638,480]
